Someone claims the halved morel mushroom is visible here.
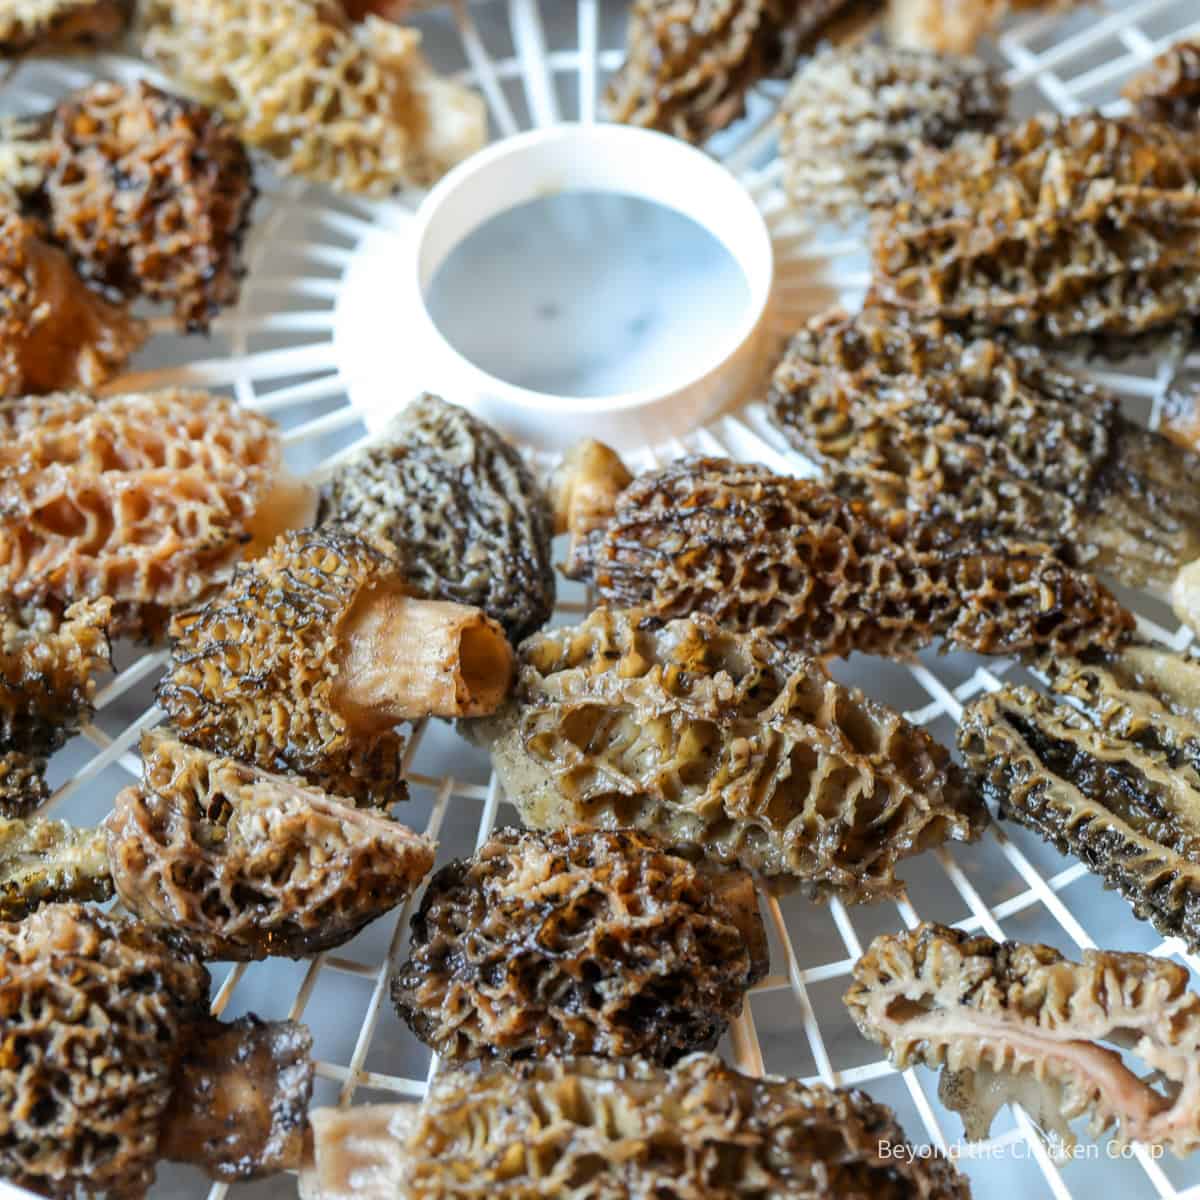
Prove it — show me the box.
[0,813,110,917]
[847,922,1200,1154]
[605,0,878,143]
[1124,39,1200,131]
[0,903,313,1198]
[320,395,556,644]
[159,527,513,807]
[770,306,1200,600]
[138,0,485,195]
[0,208,145,398]
[0,390,314,639]
[0,0,128,54]
[302,1053,972,1199]
[958,643,1200,951]
[471,607,986,902]
[0,597,111,816]
[392,826,767,1064]
[869,114,1200,349]
[558,444,1133,661]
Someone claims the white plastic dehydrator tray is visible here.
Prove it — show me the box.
[4,2,1200,1198]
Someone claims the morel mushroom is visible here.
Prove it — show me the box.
[780,42,1008,220]
[605,0,878,143]
[0,903,313,1198]
[302,1053,971,1199]
[138,0,486,195]
[769,307,1200,599]
[958,643,1200,952]
[0,208,145,398]
[159,527,513,806]
[393,827,768,1064]
[1124,39,1200,130]
[0,597,111,816]
[885,0,1083,54]
[0,814,110,917]
[319,394,555,644]
[0,389,315,639]
[471,607,986,901]
[558,445,1134,661]
[847,922,1200,1154]
[869,114,1200,348]
[0,0,128,54]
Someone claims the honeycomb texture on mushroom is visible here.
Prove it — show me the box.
[870,114,1200,346]
[304,1053,972,1199]
[42,81,256,331]
[138,0,486,195]
[846,923,1200,1153]
[605,0,875,143]
[769,307,1200,595]
[158,527,409,807]
[0,903,210,1199]
[0,597,111,816]
[392,826,768,1064]
[0,117,49,207]
[0,390,286,638]
[0,0,127,53]
[1125,39,1200,130]
[0,814,111,920]
[567,454,1134,660]
[473,608,985,901]
[319,395,555,644]
[780,42,1008,219]
[107,731,435,960]
[0,208,145,398]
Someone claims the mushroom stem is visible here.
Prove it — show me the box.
[243,469,319,559]
[549,439,632,552]
[1173,559,1200,637]
[334,586,514,724]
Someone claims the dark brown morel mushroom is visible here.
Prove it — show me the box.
[1124,39,1200,130]
[471,607,986,901]
[159,527,514,806]
[557,444,1134,662]
[958,642,1200,952]
[319,394,555,644]
[0,208,145,397]
[392,827,767,1064]
[105,730,436,959]
[847,922,1200,1154]
[769,306,1200,600]
[869,114,1200,348]
[0,390,314,639]
[780,42,1008,220]
[36,81,256,331]
[0,597,111,816]
[303,1053,972,1199]
[605,0,878,143]
[0,903,313,1198]
[0,0,128,54]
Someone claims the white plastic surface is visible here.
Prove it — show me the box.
[2,3,1200,1200]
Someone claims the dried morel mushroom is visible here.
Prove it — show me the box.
[885,0,1083,53]
[1124,39,1200,130]
[105,730,436,959]
[303,1053,971,1199]
[605,0,877,144]
[559,446,1134,661]
[472,608,985,901]
[780,43,1008,220]
[0,903,314,1198]
[0,814,110,919]
[0,0,128,54]
[870,114,1200,347]
[319,395,555,644]
[138,0,486,196]
[769,307,1200,599]
[38,81,255,332]
[958,643,1200,951]
[0,597,111,816]
[847,922,1200,1153]
[0,389,314,639]
[0,208,145,398]
[159,527,513,807]
[393,827,768,1064]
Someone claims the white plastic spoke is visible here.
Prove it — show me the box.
[455,3,521,137]
[509,0,561,126]
[578,0,599,122]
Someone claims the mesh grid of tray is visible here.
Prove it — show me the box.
[4,2,1200,1198]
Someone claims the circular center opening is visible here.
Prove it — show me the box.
[423,190,752,399]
